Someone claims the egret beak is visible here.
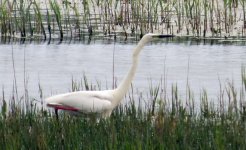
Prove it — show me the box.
[153,34,175,38]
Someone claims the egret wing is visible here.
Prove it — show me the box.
[46,91,113,113]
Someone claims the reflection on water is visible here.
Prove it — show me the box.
[0,42,246,104]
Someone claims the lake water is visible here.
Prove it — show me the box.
[0,41,246,105]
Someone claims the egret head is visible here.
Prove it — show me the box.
[141,33,174,43]
[133,33,174,58]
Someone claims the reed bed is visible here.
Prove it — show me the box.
[0,0,246,42]
[0,68,246,149]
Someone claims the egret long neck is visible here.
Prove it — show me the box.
[114,39,147,105]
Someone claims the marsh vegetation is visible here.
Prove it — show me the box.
[0,68,246,148]
[0,0,246,43]
[0,0,246,148]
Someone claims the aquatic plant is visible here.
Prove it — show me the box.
[49,0,63,42]
[0,68,246,148]
[0,0,246,42]
[33,0,46,40]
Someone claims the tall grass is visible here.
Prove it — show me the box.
[0,0,245,42]
[49,0,63,42]
[33,0,46,40]
[0,69,246,148]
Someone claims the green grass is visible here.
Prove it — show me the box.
[0,97,245,149]
[49,0,63,42]
[0,0,245,42]
[0,69,246,149]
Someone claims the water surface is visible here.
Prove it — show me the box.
[0,41,245,104]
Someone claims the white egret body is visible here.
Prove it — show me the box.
[45,33,174,118]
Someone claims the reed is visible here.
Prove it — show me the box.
[46,8,52,43]
[0,0,245,41]
[0,0,9,37]
[49,0,63,42]
[240,0,246,36]
[33,0,46,40]
[71,1,81,40]
[0,69,246,148]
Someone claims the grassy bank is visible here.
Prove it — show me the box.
[0,0,246,42]
[0,104,245,149]
[0,69,246,149]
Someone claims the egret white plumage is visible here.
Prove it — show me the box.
[45,33,174,118]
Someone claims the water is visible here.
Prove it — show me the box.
[0,41,246,104]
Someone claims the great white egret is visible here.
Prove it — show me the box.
[45,33,174,118]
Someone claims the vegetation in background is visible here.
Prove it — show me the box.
[0,0,245,42]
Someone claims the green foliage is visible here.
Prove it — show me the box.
[0,0,245,41]
[1,70,246,149]
[0,100,246,149]
[49,0,63,42]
